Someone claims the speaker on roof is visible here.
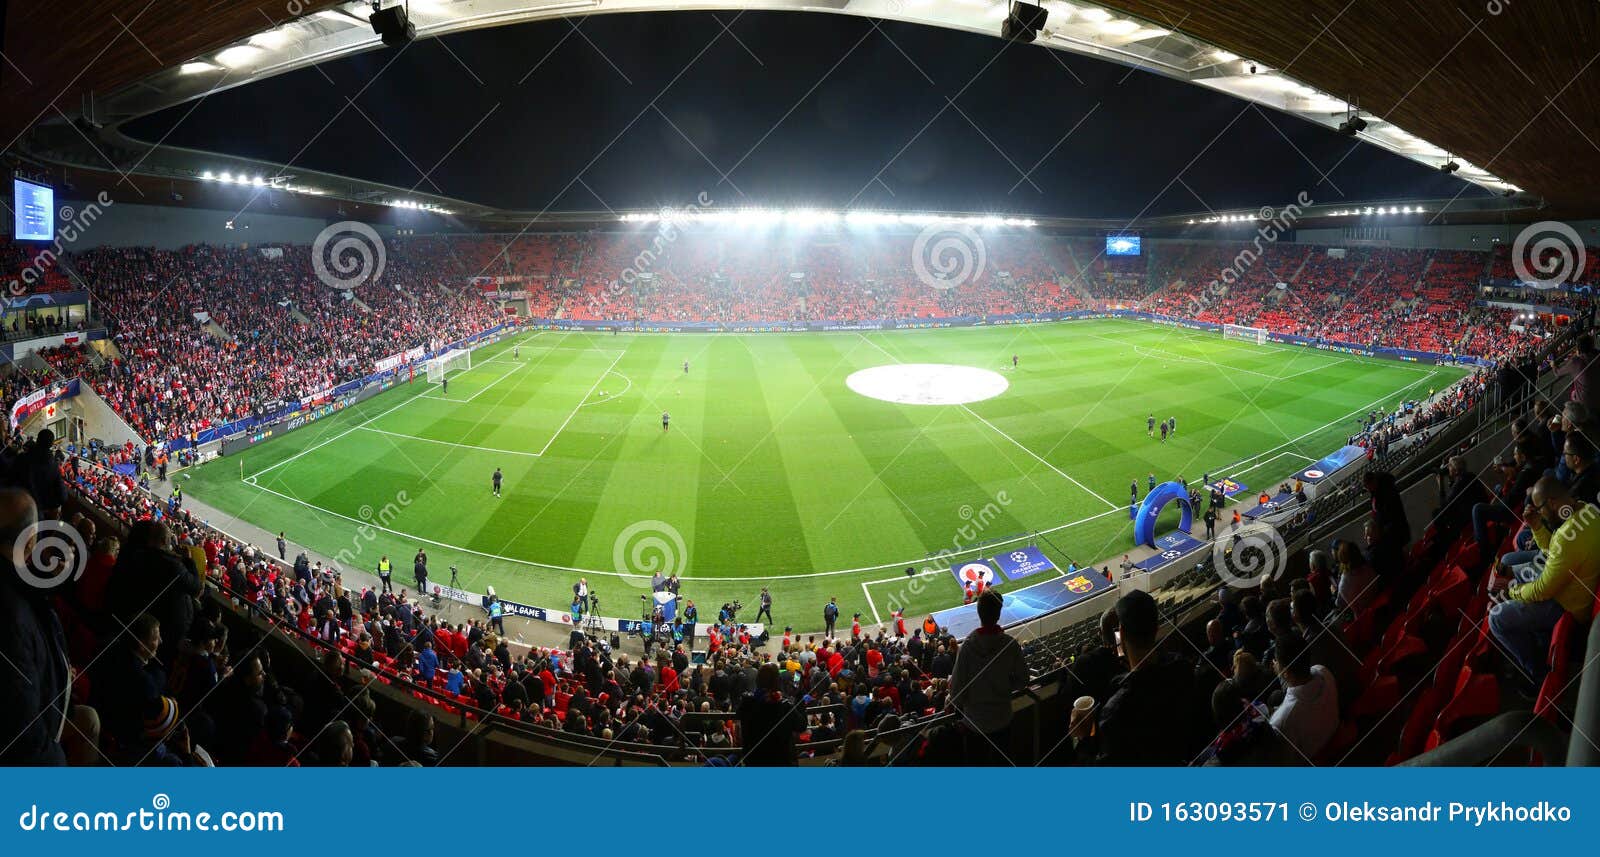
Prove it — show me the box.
[1001,2,1049,43]
[370,3,416,49]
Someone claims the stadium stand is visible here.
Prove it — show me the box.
[2,231,1597,766]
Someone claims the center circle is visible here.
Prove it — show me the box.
[845,363,1010,406]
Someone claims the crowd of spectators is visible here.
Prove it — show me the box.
[0,234,1564,451]
[14,242,501,444]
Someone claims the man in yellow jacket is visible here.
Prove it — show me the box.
[1490,475,1600,684]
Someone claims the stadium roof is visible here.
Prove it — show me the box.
[6,0,1595,215]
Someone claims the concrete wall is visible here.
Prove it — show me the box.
[55,199,398,249]
[1295,219,1600,252]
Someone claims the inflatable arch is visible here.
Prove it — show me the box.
[1134,480,1194,548]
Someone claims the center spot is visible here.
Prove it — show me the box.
[846,363,1010,406]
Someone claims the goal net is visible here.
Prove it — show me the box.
[1222,323,1269,346]
[426,349,471,384]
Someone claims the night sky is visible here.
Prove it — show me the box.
[129,11,1485,217]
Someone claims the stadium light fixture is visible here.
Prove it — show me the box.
[214,45,264,69]
[180,62,220,75]
[201,171,214,180]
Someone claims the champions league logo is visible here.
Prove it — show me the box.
[1009,551,1028,563]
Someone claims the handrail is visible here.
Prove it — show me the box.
[1400,711,1569,766]
[1567,609,1600,766]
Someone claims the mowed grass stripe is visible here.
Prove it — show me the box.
[690,337,815,576]
[569,335,708,576]
[762,334,927,575]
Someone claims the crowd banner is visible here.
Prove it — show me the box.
[10,378,80,430]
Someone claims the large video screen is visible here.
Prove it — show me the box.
[13,178,54,242]
[1106,234,1141,256]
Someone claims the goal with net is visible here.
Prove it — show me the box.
[1222,323,1269,346]
[426,349,471,384]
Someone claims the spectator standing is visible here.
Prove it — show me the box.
[0,490,70,765]
[736,663,804,766]
[949,589,1027,762]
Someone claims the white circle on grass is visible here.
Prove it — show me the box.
[846,363,1009,406]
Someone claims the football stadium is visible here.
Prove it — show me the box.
[3,0,1600,808]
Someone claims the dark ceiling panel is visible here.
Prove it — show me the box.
[0,0,344,147]
[4,1,1596,211]
[1103,0,1600,208]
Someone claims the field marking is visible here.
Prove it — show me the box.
[536,349,626,457]
[229,322,1451,584]
[1099,333,1336,383]
[1098,318,1443,376]
[576,369,631,407]
[957,404,1121,509]
[861,581,882,625]
[247,392,425,482]
[423,358,524,404]
[854,332,1120,509]
[235,476,1132,582]
[1209,369,1440,477]
[355,425,542,458]
[247,333,540,481]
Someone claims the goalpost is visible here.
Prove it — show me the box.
[1222,323,1269,346]
[426,349,471,384]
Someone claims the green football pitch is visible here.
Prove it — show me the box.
[184,318,1464,628]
